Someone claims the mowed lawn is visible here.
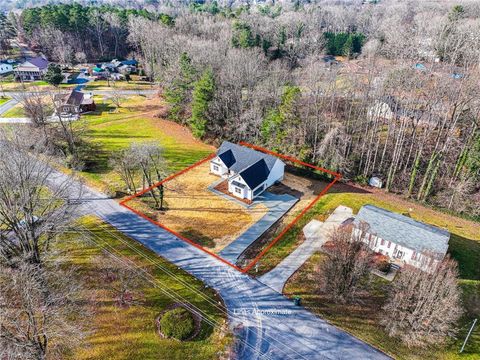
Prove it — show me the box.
[128,162,268,252]
[80,96,213,192]
[252,182,480,280]
[266,182,480,360]
[1,102,26,117]
[0,96,11,105]
[59,216,232,360]
[83,79,155,91]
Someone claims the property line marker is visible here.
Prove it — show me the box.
[120,143,340,273]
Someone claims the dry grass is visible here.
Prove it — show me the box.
[141,162,268,252]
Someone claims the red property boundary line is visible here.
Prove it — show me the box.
[120,143,342,273]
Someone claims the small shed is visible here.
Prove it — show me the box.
[369,177,383,188]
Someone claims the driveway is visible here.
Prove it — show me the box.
[46,170,390,360]
[0,98,19,116]
[259,206,353,293]
[219,192,298,264]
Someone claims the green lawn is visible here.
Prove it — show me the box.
[252,186,480,280]
[1,103,25,118]
[0,80,51,91]
[284,253,480,360]
[79,96,213,192]
[60,216,232,360]
[0,96,11,105]
[83,80,155,91]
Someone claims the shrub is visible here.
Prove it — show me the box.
[160,308,195,340]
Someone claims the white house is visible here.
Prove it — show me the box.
[14,57,49,81]
[210,141,285,201]
[353,205,450,271]
[0,61,13,75]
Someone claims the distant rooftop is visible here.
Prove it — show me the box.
[354,204,450,256]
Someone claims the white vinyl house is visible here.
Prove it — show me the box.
[0,61,13,75]
[353,205,450,271]
[210,141,285,201]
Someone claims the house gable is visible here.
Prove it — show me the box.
[354,204,450,257]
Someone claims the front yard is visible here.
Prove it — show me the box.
[128,161,269,252]
[59,216,232,360]
[284,252,480,360]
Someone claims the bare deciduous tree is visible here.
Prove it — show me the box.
[94,252,144,307]
[319,223,373,304]
[0,129,81,265]
[381,256,463,347]
[0,260,85,360]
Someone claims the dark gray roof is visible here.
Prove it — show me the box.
[216,141,278,174]
[239,159,270,190]
[354,205,450,255]
[218,149,235,168]
[66,90,84,106]
[26,57,48,70]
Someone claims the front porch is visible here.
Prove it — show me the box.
[213,179,253,205]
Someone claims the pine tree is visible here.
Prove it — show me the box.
[189,69,215,138]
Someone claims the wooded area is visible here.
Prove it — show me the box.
[2,0,479,218]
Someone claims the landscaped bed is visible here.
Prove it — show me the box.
[127,161,269,252]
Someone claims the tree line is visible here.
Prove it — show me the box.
[125,2,480,219]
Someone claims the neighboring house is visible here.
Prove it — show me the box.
[53,89,96,119]
[0,61,13,75]
[367,95,440,128]
[210,141,285,201]
[14,56,48,81]
[353,205,450,271]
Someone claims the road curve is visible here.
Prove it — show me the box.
[49,171,392,360]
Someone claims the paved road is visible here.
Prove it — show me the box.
[47,171,390,360]
[219,192,298,264]
[259,206,353,293]
[0,98,19,115]
[0,89,157,123]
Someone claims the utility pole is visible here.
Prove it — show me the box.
[460,318,477,353]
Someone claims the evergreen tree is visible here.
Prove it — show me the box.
[44,64,63,87]
[164,52,197,122]
[190,69,215,138]
[261,86,301,151]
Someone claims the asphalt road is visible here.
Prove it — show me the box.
[47,170,391,360]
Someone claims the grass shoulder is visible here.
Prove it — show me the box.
[58,216,232,360]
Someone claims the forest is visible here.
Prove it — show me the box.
[2,0,480,219]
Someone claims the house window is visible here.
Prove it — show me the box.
[387,241,391,248]
[381,239,385,246]
[235,187,241,194]
[213,165,219,171]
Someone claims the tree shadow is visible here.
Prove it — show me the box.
[448,234,480,280]
[180,229,215,249]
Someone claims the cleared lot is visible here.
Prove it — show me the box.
[131,162,269,252]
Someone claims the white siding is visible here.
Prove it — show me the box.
[210,157,228,177]
[228,174,250,200]
[354,229,438,271]
[0,64,13,74]
[265,159,285,187]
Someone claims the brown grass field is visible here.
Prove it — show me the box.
[135,162,268,252]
